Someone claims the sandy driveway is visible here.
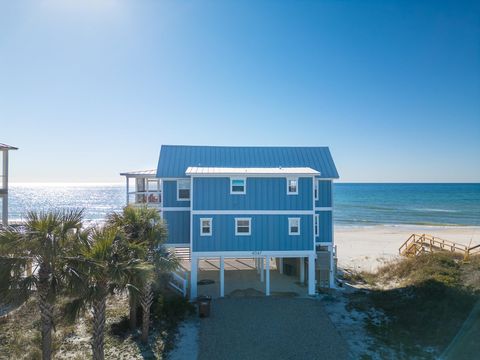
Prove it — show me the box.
[198,297,350,360]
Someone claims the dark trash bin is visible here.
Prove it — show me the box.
[197,295,212,318]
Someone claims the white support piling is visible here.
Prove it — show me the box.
[260,257,264,282]
[265,257,270,296]
[190,255,198,299]
[278,257,283,274]
[308,254,316,295]
[220,256,225,297]
[300,257,305,283]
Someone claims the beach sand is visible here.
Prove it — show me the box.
[335,225,480,272]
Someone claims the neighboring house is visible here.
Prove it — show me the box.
[0,143,18,226]
[121,145,339,298]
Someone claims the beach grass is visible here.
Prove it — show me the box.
[346,252,480,358]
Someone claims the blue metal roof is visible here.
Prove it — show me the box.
[156,145,339,179]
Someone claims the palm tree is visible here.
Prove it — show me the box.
[108,206,178,343]
[65,225,152,360]
[0,209,84,360]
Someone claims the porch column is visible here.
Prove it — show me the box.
[125,176,129,206]
[278,257,283,274]
[329,245,335,288]
[220,256,225,297]
[265,257,270,296]
[2,151,8,225]
[260,257,264,282]
[308,254,316,295]
[299,257,305,283]
[256,258,260,274]
[190,255,198,299]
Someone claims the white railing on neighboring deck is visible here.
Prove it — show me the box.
[169,271,188,297]
[127,191,162,206]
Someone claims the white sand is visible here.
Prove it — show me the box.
[335,225,480,272]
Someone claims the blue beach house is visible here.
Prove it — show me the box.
[121,145,339,298]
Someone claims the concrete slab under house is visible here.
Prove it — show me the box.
[121,145,339,299]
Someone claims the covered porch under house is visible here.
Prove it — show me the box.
[170,248,336,299]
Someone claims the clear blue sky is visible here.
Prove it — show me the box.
[1,0,479,183]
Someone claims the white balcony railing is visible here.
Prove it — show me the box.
[127,191,162,206]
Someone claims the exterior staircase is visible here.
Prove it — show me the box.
[399,233,480,259]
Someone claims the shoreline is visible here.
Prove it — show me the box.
[335,224,480,272]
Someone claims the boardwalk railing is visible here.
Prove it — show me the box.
[399,233,479,260]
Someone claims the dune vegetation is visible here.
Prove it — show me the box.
[0,207,192,360]
[344,252,480,359]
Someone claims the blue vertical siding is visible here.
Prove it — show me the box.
[192,214,313,252]
[193,177,313,210]
[163,180,191,208]
[316,211,332,243]
[316,180,332,208]
[163,211,190,245]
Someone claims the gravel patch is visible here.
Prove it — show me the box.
[199,297,350,360]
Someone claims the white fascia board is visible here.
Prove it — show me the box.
[187,173,317,178]
[191,250,316,258]
[315,207,333,211]
[192,210,314,215]
[162,207,190,211]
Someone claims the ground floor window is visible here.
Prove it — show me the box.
[200,218,212,236]
[235,218,251,235]
[288,217,300,235]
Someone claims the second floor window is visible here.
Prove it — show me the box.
[287,178,298,195]
[315,214,319,237]
[231,178,246,194]
[200,218,212,236]
[177,179,190,200]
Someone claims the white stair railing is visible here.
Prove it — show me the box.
[169,271,188,297]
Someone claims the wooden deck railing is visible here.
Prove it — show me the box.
[399,233,479,259]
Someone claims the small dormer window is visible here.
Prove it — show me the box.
[230,178,246,194]
[287,178,298,195]
[314,180,319,200]
[177,179,190,200]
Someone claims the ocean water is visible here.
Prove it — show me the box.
[7,183,480,227]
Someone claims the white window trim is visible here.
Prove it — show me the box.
[230,177,246,195]
[235,217,251,236]
[200,218,212,236]
[315,180,319,200]
[177,179,191,201]
[315,214,319,237]
[287,177,298,195]
[288,217,301,235]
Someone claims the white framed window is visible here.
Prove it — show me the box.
[288,217,300,235]
[177,179,190,201]
[200,218,212,236]
[315,214,319,237]
[314,180,319,200]
[230,177,246,194]
[235,218,251,235]
[287,178,298,195]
